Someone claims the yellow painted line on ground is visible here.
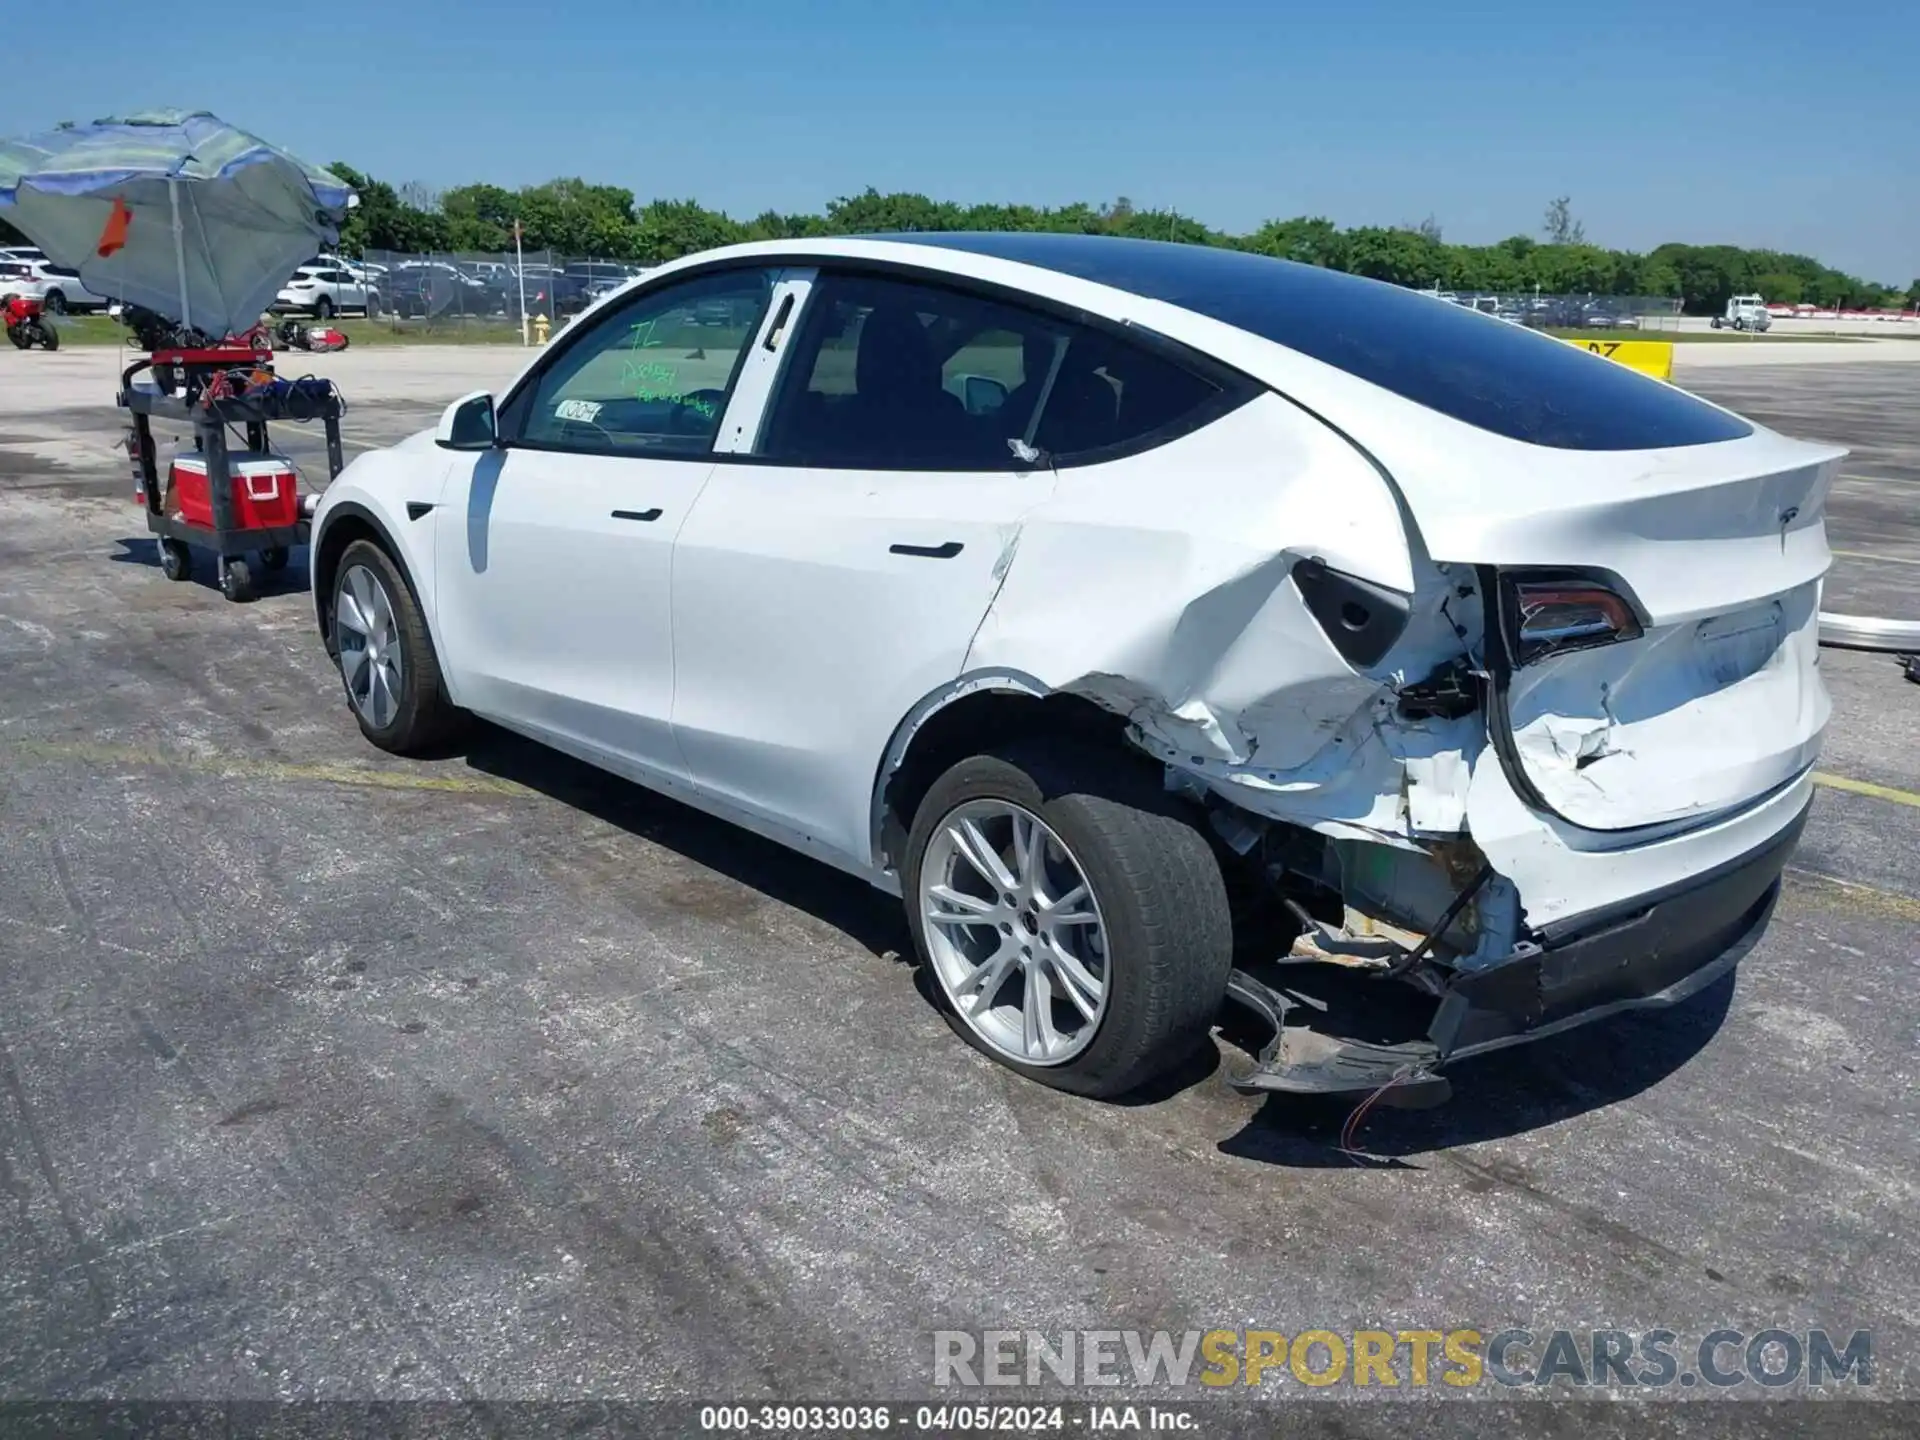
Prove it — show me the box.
[1830,548,1920,567]
[1784,867,1920,923]
[5,738,534,798]
[1812,770,1920,809]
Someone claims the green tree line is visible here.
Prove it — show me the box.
[10,168,1911,314]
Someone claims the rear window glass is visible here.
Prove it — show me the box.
[883,235,1753,451]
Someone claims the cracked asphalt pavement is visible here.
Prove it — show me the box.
[0,346,1915,1428]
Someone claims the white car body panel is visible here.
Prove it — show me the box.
[433,446,715,782]
[670,451,1053,865]
[312,235,1834,953]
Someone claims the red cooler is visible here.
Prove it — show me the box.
[167,452,299,530]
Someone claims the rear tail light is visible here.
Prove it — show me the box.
[1507,578,1643,665]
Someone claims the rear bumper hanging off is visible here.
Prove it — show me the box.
[1223,799,1807,1102]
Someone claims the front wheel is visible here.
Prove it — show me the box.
[39,323,58,351]
[159,538,192,582]
[330,539,464,753]
[904,744,1232,1098]
[313,296,334,320]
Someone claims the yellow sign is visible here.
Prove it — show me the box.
[1563,337,1674,382]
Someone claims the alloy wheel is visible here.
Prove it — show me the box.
[920,799,1110,1065]
[335,563,405,729]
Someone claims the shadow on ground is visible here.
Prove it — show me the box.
[1217,973,1733,1168]
[111,535,312,597]
[452,722,1733,1166]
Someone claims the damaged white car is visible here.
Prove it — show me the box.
[310,234,1838,1102]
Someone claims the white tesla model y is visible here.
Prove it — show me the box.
[311,234,1837,1103]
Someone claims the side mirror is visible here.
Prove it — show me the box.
[436,391,496,450]
[960,374,1009,416]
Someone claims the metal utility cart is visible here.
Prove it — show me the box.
[120,348,344,602]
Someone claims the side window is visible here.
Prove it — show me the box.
[513,269,774,456]
[756,271,1225,471]
[1029,326,1222,461]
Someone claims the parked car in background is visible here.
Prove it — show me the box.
[1581,306,1639,330]
[565,261,646,310]
[311,234,1836,1104]
[275,260,382,318]
[4,258,112,313]
[384,262,492,319]
[0,261,43,303]
[510,266,588,317]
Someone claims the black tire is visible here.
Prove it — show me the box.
[220,557,256,603]
[7,324,27,350]
[44,290,66,315]
[1710,317,1722,330]
[159,539,192,582]
[40,324,57,352]
[313,296,334,320]
[330,538,464,754]
[367,292,382,318]
[259,546,290,572]
[903,742,1232,1099]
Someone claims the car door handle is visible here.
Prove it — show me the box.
[612,508,663,523]
[889,541,963,559]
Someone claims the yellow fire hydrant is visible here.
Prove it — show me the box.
[533,313,551,345]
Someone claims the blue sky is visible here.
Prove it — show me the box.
[14,0,1916,281]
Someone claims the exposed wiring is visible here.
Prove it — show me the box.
[1376,862,1494,981]
[1338,1064,1416,1163]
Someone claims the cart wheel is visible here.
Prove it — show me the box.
[159,539,193,582]
[220,557,256,603]
[260,546,290,573]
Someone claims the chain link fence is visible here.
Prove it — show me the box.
[339,253,1687,338]
[1422,292,1685,330]
[352,250,657,331]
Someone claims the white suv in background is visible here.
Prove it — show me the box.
[274,257,382,318]
[1,257,112,312]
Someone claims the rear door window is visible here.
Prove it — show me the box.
[756,270,1236,471]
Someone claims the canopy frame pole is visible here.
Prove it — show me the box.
[168,179,191,330]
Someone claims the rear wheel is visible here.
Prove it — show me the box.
[904,743,1232,1099]
[159,539,192,582]
[43,290,66,315]
[313,295,334,321]
[39,324,57,351]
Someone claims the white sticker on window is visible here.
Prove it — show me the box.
[554,399,603,423]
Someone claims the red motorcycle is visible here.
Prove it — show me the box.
[4,294,59,350]
[274,317,349,353]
